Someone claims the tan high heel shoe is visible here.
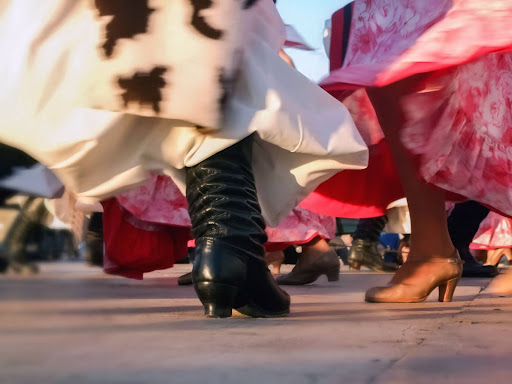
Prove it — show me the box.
[265,251,285,275]
[485,248,512,266]
[365,252,463,303]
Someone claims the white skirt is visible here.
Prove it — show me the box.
[0,0,368,226]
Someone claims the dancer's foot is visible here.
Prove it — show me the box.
[487,268,512,296]
[348,239,399,272]
[265,251,285,274]
[485,248,512,266]
[276,238,340,285]
[365,250,462,303]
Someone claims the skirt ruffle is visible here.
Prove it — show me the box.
[471,212,512,251]
[106,175,336,278]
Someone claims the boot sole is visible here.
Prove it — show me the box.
[195,281,290,318]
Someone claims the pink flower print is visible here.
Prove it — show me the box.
[400,8,420,36]
[353,28,377,54]
[373,1,398,30]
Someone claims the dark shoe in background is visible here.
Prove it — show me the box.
[178,272,193,286]
[447,201,496,278]
[459,248,498,278]
[276,250,340,285]
[348,238,399,272]
[85,212,104,268]
[2,197,46,274]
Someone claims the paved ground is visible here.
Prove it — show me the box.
[1,262,511,384]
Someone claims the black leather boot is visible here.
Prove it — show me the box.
[84,213,104,267]
[448,201,498,278]
[3,197,45,274]
[348,216,398,272]
[186,136,290,318]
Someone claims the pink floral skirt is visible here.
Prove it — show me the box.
[302,0,512,218]
[103,174,335,279]
[471,212,512,251]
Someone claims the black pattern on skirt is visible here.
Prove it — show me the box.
[95,0,155,58]
[189,0,224,39]
[243,0,260,9]
[117,67,168,114]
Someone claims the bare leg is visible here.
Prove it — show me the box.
[488,268,512,296]
[367,83,455,260]
[364,81,462,303]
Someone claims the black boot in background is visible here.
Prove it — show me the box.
[3,197,46,274]
[186,136,290,318]
[348,216,399,272]
[448,201,498,278]
[84,212,104,268]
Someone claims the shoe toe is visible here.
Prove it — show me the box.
[365,286,393,302]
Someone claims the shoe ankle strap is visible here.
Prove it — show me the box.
[406,250,462,265]
[406,257,461,264]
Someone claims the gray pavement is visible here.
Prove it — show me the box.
[1,263,511,384]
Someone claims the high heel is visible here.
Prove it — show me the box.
[486,248,512,266]
[505,249,512,264]
[276,249,340,285]
[348,260,361,271]
[194,282,241,318]
[438,277,460,302]
[365,251,463,303]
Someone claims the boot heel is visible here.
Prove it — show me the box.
[438,278,459,302]
[194,282,240,318]
[348,260,361,271]
[326,268,340,282]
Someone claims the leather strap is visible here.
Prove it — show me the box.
[406,252,462,264]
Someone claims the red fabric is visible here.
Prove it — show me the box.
[106,174,336,278]
[301,141,403,218]
[116,174,190,228]
[101,198,191,280]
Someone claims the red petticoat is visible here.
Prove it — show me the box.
[101,199,191,280]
